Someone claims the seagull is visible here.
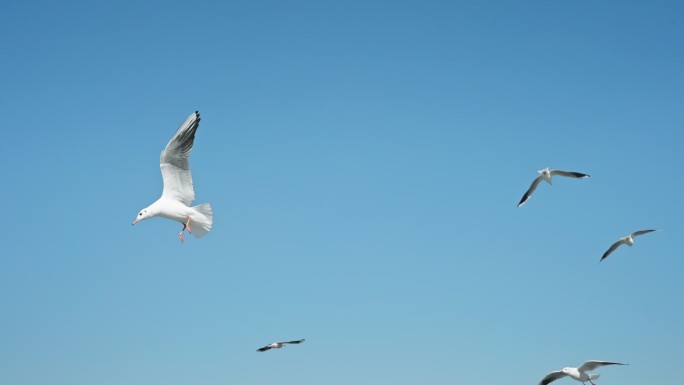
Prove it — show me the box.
[518,167,590,207]
[132,111,213,243]
[539,360,627,385]
[257,339,305,352]
[601,229,659,262]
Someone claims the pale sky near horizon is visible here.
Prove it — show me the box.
[1,1,683,384]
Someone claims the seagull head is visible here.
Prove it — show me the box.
[537,167,550,175]
[561,367,571,374]
[132,208,152,225]
[538,167,552,184]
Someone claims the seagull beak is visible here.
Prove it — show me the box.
[132,219,139,225]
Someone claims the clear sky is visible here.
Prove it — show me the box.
[1,1,683,384]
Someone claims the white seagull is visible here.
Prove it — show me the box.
[518,167,590,207]
[132,111,213,243]
[601,229,658,262]
[539,360,627,385]
[257,339,305,352]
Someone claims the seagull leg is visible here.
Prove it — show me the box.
[185,215,192,234]
[179,224,186,243]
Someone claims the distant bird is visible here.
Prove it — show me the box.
[518,167,590,207]
[132,111,213,243]
[600,229,659,262]
[539,360,627,385]
[257,339,305,352]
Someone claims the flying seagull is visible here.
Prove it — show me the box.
[601,229,658,262]
[257,339,305,352]
[132,111,213,242]
[518,167,590,207]
[539,360,627,385]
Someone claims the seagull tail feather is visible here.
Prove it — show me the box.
[589,374,600,380]
[190,203,213,238]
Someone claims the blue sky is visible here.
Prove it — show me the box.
[1,1,683,384]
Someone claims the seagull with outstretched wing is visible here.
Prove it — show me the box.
[518,167,590,207]
[257,339,305,352]
[132,111,213,242]
[601,229,659,262]
[538,360,626,385]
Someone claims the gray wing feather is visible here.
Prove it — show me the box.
[538,371,567,385]
[578,360,627,372]
[550,170,590,178]
[285,339,305,344]
[160,111,200,206]
[631,229,657,238]
[518,176,543,207]
[601,239,626,262]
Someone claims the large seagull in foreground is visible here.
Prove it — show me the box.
[132,111,213,242]
[601,229,659,262]
[257,339,305,352]
[538,360,627,385]
[518,167,590,207]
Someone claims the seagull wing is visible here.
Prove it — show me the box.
[284,339,305,345]
[631,229,658,238]
[578,360,627,372]
[601,239,627,262]
[160,111,200,206]
[256,345,272,352]
[549,170,590,179]
[518,175,543,207]
[538,370,567,385]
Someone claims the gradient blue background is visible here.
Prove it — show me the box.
[1,1,682,384]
